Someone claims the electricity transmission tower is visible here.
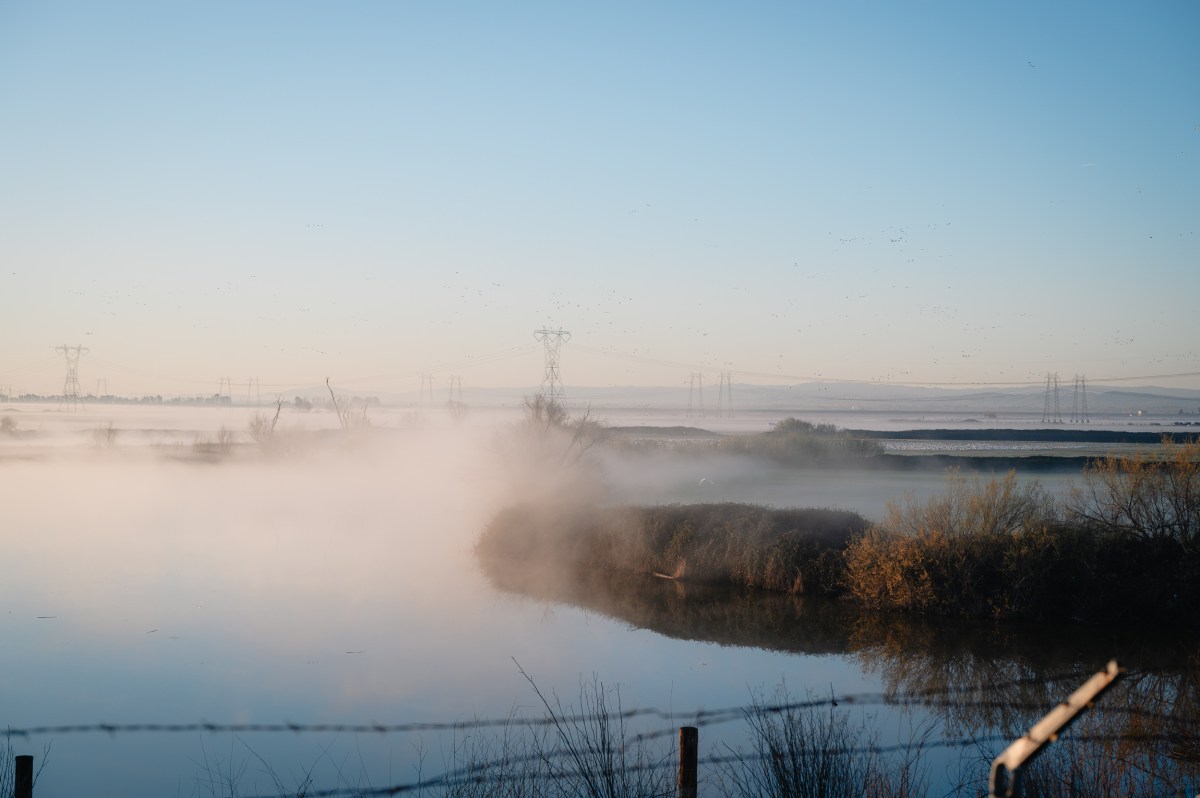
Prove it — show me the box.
[1071,375,1090,423]
[687,373,705,418]
[445,375,468,421]
[533,329,571,403]
[246,377,261,405]
[219,377,234,403]
[1042,373,1062,424]
[716,371,734,418]
[418,372,435,407]
[55,344,89,410]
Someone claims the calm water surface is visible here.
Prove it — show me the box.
[1,405,1193,796]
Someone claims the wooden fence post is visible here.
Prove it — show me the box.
[678,726,698,798]
[15,754,33,798]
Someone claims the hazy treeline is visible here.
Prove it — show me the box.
[608,416,885,463]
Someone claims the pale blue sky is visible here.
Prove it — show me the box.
[2,1,1197,396]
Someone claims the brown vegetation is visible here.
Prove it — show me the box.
[478,503,868,596]
[718,686,931,798]
[844,442,1200,625]
[1068,438,1200,553]
[481,440,1200,627]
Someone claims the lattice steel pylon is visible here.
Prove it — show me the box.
[716,371,734,418]
[418,372,435,407]
[1042,372,1062,424]
[55,344,89,410]
[1071,375,1090,423]
[533,329,571,403]
[687,372,705,418]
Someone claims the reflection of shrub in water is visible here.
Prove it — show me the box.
[478,553,859,656]
[190,675,674,798]
[480,544,1200,769]
[718,685,929,798]
[846,612,1118,739]
[1001,674,1200,798]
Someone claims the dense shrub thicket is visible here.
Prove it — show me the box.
[845,443,1200,625]
[1068,440,1200,552]
[479,440,1200,626]
[478,503,868,595]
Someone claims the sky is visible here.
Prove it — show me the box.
[2,1,1198,398]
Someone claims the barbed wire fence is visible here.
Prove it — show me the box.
[5,669,1200,798]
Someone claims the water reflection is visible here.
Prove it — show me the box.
[479,552,1200,789]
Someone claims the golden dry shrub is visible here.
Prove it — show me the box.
[844,529,937,612]
[845,471,1058,616]
[1069,437,1200,552]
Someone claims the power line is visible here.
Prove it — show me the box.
[12,343,1200,398]
[570,344,1200,388]
[0,672,1100,741]
[83,344,542,393]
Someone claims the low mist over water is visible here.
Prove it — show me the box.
[2,403,1196,795]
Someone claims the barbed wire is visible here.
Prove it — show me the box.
[8,667,1198,798]
[0,704,801,741]
[5,717,1194,795]
[222,729,1200,798]
[3,668,1172,741]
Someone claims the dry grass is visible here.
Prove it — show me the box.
[478,503,868,596]
[482,441,1200,625]
[717,685,930,798]
[844,453,1200,624]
